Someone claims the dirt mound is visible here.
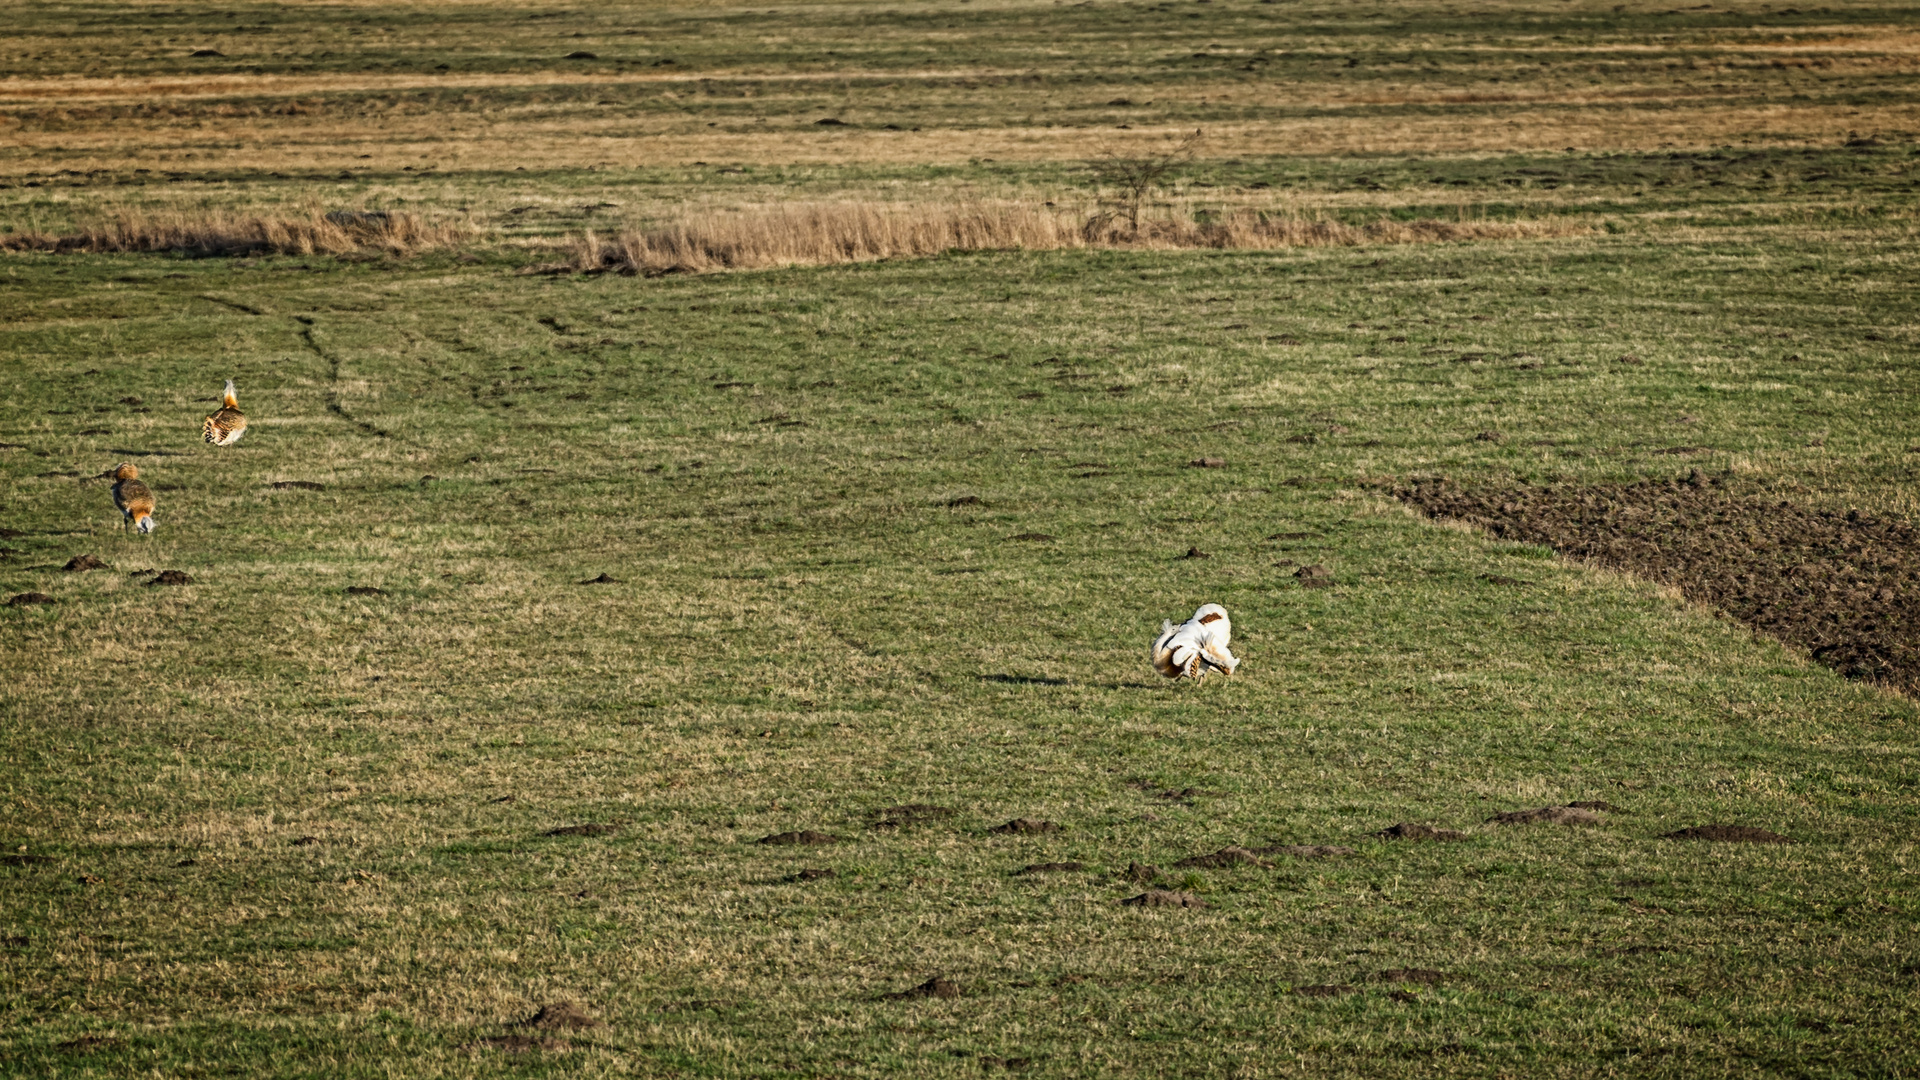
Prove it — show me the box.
[1289,984,1357,997]
[1121,890,1208,908]
[990,818,1060,835]
[578,573,621,584]
[1251,844,1355,858]
[515,1002,601,1031]
[146,570,193,586]
[1662,825,1794,844]
[1173,846,1272,869]
[62,554,106,572]
[1375,823,1467,841]
[543,823,618,837]
[1017,862,1085,875]
[1190,457,1226,468]
[345,586,386,596]
[290,835,321,846]
[1296,564,1334,588]
[885,976,960,1000]
[1397,475,1920,695]
[1120,862,1161,883]
[759,830,839,845]
[1567,801,1623,813]
[463,1035,569,1054]
[1008,533,1054,542]
[1180,546,1210,559]
[7,593,54,606]
[270,480,326,491]
[1488,806,1605,826]
[945,495,984,507]
[1378,968,1448,985]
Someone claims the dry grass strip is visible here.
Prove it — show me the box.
[0,208,470,258]
[565,201,1587,275]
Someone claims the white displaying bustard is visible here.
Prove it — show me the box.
[1151,603,1239,679]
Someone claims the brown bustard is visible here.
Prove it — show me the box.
[109,462,157,534]
[203,379,247,446]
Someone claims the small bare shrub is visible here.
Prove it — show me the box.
[1087,128,1205,238]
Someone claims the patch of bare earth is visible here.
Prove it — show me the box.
[885,977,960,1001]
[1397,474,1920,695]
[1121,890,1208,908]
[1488,806,1606,826]
[1663,825,1795,844]
[1376,823,1467,841]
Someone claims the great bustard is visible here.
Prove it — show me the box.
[1151,603,1239,679]
[203,379,247,446]
[108,462,157,534]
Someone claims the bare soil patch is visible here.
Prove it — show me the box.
[578,573,621,584]
[1251,844,1356,858]
[463,1035,569,1054]
[146,570,193,586]
[1017,861,1085,875]
[7,593,54,606]
[543,823,618,837]
[1173,846,1272,869]
[1121,889,1208,908]
[515,1002,601,1031]
[269,480,325,491]
[1120,862,1161,883]
[1662,825,1794,844]
[1376,823,1467,840]
[870,803,956,830]
[990,818,1061,835]
[345,586,386,596]
[1488,806,1605,826]
[62,554,106,572]
[1378,969,1449,985]
[1290,984,1358,997]
[885,976,960,1000]
[759,830,839,845]
[1397,474,1920,695]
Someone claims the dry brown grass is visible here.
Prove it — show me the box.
[0,207,470,257]
[564,200,1589,275]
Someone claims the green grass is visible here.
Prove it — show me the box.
[4,0,1920,1074]
[3,228,1919,1076]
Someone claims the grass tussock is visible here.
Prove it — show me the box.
[565,201,1588,275]
[0,207,470,258]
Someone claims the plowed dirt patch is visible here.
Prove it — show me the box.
[1397,475,1920,695]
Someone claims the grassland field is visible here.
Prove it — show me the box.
[4,2,1920,1078]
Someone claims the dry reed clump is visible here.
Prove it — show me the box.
[566,201,1587,275]
[0,208,469,258]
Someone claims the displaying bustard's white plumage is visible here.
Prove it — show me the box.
[1151,603,1239,679]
